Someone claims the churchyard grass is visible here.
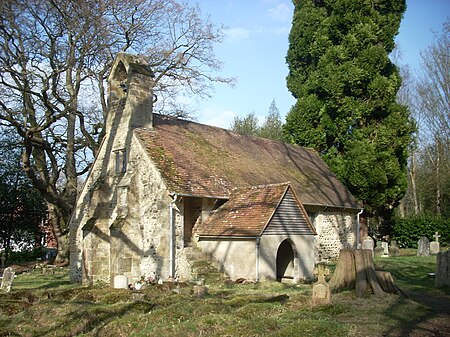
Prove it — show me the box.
[0,253,448,337]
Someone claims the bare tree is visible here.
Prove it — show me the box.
[415,20,450,217]
[0,0,232,263]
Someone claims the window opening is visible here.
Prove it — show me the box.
[114,149,127,175]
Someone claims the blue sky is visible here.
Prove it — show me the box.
[189,0,449,129]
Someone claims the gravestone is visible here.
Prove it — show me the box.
[113,275,128,289]
[435,250,450,287]
[362,237,374,257]
[1,267,15,292]
[312,264,331,306]
[374,242,384,257]
[389,240,399,257]
[381,242,389,257]
[430,232,441,255]
[417,237,430,256]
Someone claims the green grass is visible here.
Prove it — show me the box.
[375,254,439,293]
[0,253,448,337]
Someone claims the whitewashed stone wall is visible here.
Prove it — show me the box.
[313,210,357,262]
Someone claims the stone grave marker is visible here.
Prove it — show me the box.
[374,241,383,257]
[417,236,430,256]
[381,242,389,257]
[430,232,441,255]
[362,237,374,257]
[435,250,449,287]
[1,267,15,292]
[113,275,128,289]
[389,240,399,257]
[312,264,331,306]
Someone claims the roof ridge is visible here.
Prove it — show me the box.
[150,113,319,152]
[231,182,291,192]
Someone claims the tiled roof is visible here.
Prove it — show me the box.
[134,114,359,208]
[195,183,289,237]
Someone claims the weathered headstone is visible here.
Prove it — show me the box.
[381,242,389,257]
[374,241,383,257]
[435,250,450,287]
[312,264,331,306]
[113,275,128,289]
[362,237,374,257]
[389,240,399,257]
[430,232,441,255]
[417,236,430,256]
[0,267,15,292]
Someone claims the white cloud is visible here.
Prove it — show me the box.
[199,107,237,129]
[267,3,292,23]
[225,27,251,43]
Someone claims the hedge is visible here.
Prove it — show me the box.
[391,215,450,248]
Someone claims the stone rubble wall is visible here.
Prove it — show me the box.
[313,210,357,262]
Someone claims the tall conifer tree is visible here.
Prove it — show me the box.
[284,0,415,217]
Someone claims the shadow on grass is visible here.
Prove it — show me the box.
[381,294,450,337]
[39,300,155,337]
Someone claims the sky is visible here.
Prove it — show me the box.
[187,0,450,129]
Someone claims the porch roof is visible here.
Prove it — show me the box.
[195,183,290,237]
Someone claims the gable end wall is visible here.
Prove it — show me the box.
[264,189,315,236]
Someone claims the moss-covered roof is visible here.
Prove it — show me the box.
[134,114,359,208]
[195,183,289,237]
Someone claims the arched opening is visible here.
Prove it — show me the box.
[276,239,296,282]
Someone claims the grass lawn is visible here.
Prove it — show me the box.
[1,252,449,337]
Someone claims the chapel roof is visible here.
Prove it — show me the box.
[134,114,359,208]
[195,183,314,237]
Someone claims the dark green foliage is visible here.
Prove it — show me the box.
[391,215,450,248]
[4,247,46,265]
[284,0,414,216]
[0,130,47,252]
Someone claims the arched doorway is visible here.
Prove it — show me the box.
[276,239,296,282]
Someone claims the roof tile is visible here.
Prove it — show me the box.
[134,114,359,208]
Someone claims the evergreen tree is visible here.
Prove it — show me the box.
[259,100,284,141]
[284,0,415,217]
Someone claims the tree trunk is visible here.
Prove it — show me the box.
[362,249,386,297]
[410,152,419,215]
[329,249,356,293]
[329,249,397,297]
[354,249,368,297]
[435,138,441,216]
[47,203,69,266]
[375,271,404,295]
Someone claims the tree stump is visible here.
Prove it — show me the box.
[329,249,356,293]
[375,271,404,295]
[329,249,400,297]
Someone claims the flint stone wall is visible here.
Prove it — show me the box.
[310,208,357,262]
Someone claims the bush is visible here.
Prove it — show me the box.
[4,247,47,265]
[391,215,450,248]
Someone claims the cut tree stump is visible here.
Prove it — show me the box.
[375,271,404,295]
[329,249,355,293]
[329,249,401,297]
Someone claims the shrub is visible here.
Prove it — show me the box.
[5,247,46,265]
[391,215,450,248]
